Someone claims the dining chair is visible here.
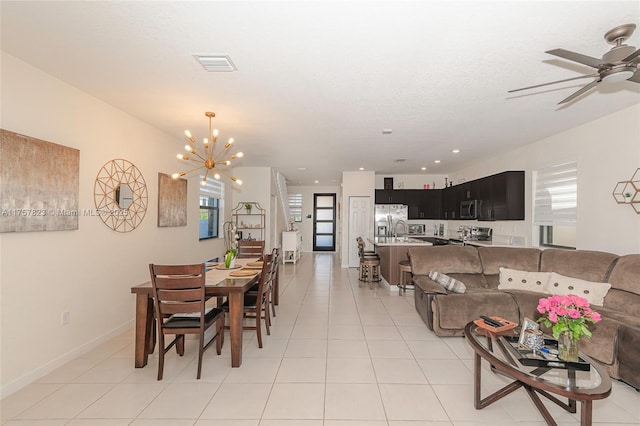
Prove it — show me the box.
[248,247,279,318]
[221,254,273,348]
[149,263,225,380]
[267,247,279,317]
[237,240,266,258]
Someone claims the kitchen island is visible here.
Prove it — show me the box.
[373,237,432,286]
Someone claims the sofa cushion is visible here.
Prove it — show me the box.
[478,247,541,275]
[606,254,640,295]
[433,290,520,330]
[500,289,547,324]
[447,273,488,289]
[540,249,618,282]
[409,246,482,276]
[604,288,640,318]
[547,272,611,306]
[413,275,448,294]
[428,271,467,293]
[498,267,551,292]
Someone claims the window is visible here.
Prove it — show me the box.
[288,193,302,223]
[533,162,577,249]
[199,177,224,240]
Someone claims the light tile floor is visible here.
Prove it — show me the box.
[2,253,639,425]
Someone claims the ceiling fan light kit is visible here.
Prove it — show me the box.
[509,23,640,105]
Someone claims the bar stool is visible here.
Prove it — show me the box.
[360,257,381,289]
[398,259,413,294]
[356,237,381,287]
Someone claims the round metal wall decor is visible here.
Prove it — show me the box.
[94,159,148,232]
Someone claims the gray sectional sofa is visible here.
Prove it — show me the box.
[408,245,640,389]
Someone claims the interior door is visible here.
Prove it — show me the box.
[348,196,371,267]
[313,193,336,251]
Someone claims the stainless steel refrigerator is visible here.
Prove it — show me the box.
[374,204,408,236]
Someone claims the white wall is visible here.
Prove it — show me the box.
[448,104,640,255]
[0,53,230,396]
[374,173,449,190]
[230,166,287,251]
[286,185,342,253]
[341,171,376,267]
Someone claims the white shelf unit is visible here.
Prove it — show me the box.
[282,231,301,264]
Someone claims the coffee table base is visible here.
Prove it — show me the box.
[474,353,593,426]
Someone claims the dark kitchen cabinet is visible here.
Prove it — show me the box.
[375,189,406,205]
[477,171,524,221]
[406,189,442,219]
[441,186,460,220]
[474,177,494,220]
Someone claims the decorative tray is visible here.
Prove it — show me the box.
[502,335,590,371]
[473,316,517,333]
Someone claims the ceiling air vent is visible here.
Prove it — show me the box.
[194,55,237,72]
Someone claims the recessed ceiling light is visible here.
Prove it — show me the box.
[452,149,460,154]
[434,160,441,164]
[382,129,393,134]
[314,180,319,184]
[297,167,307,171]
[421,167,427,171]
[193,55,237,72]
[359,167,364,171]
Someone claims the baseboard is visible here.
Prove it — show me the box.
[0,320,133,399]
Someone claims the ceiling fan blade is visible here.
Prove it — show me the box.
[546,48,607,68]
[622,48,640,63]
[558,79,601,104]
[508,73,599,93]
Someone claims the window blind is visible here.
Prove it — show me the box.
[533,162,577,226]
[288,193,303,222]
[199,176,224,201]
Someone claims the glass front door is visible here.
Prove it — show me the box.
[313,193,336,251]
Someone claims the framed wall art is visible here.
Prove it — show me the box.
[157,172,187,227]
[0,129,79,233]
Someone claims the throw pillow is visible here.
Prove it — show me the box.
[546,272,611,306]
[428,271,467,293]
[498,267,551,293]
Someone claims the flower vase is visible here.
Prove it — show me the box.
[224,253,236,269]
[558,332,579,362]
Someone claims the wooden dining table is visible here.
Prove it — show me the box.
[130,257,261,368]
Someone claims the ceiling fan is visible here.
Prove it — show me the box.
[509,23,640,104]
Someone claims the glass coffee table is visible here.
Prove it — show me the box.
[464,322,612,426]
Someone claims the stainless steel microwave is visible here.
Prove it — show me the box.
[407,224,426,235]
[460,200,478,219]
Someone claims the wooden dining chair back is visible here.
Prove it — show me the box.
[237,240,265,258]
[149,263,225,380]
[221,254,273,348]
[267,247,280,317]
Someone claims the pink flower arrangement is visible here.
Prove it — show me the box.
[537,294,601,340]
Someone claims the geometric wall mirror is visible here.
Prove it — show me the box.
[94,159,148,232]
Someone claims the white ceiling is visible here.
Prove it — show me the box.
[2,1,639,185]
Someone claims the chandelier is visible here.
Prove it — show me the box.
[171,112,243,186]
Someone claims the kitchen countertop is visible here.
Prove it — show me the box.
[373,236,433,246]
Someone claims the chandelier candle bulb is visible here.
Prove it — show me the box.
[173,111,243,184]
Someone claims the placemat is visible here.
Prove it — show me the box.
[229,269,259,277]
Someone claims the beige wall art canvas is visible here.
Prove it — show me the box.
[158,172,187,227]
[0,129,79,232]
